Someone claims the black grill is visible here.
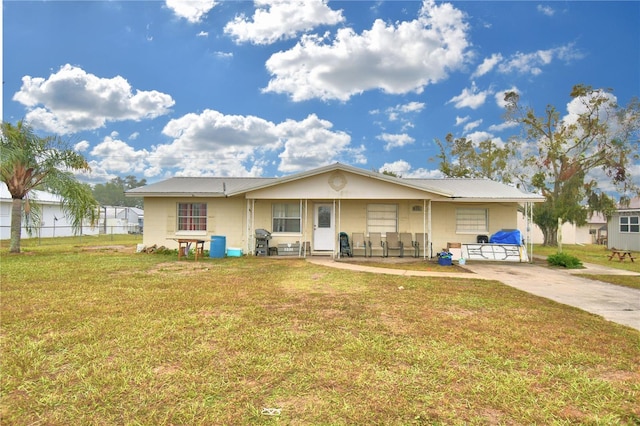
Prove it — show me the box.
[255,229,272,256]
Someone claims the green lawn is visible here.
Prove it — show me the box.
[533,244,640,290]
[1,237,639,424]
[533,244,639,271]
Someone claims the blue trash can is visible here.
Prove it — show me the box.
[210,235,226,258]
[437,251,452,266]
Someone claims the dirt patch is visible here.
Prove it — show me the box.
[146,261,212,275]
[82,245,136,253]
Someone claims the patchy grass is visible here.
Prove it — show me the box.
[1,238,639,425]
[578,274,640,290]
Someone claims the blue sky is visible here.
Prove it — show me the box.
[3,0,639,185]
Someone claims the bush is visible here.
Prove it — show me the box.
[547,252,583,269]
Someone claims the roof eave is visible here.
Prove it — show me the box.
[125,192,226,198]
[447,197,546,203]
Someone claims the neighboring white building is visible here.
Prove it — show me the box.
[517,210,608,245]
[100,206,144,235]
[0,183,100,239]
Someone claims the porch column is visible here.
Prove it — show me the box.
[422,199,427,259]
[249,199,255,255]
[334,199,338,258]
[303,199,308,257]
[525,201,534,263]
[246,199,250,255]
[428,200,432,259]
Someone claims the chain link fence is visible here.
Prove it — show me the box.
[0,225,143,247]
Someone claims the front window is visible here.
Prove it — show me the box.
[273,203,301,233]
[456,208,488,233]
[178,203,207,231]
[619,215,639,233]
[367,204,397,235]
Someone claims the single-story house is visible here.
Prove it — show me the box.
[127,163,544,259]
[607,197,640,251]
[1,183,100,239]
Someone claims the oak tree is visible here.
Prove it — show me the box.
[505,85,639,245]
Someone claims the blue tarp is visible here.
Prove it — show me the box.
[489,229,522,245]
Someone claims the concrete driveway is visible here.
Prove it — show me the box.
[462,261,640,330]
[308,257,640,331]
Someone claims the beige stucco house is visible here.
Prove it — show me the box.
[126,163,544,258]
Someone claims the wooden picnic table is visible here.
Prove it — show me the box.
[176,238,205,261]
[608,249,635,262]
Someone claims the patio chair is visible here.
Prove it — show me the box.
[400,232,416,257]
[384,232,402,257]
[367,232,385,257]
[351,232,368,257]
[413,233,430,258]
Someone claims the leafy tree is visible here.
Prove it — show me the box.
[1,120,99,253]
[505,84,640,245]
[434,133,516,182]
[93,175,146,208]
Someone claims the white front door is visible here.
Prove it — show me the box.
[314,204,334,251]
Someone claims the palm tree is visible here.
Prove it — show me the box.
[1,120,99,253]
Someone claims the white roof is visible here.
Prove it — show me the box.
[1,182,63,204]
[126,176,274,198]
[405,178,542,201]
[126,163,544,202]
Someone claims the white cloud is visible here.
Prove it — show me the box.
[214,51,234,59]
[380,159,442,178]
[397,101,426,114]
[377,133,415,151]
[74,140,90,152]
[276,114,354,172]
[12,64,174,134]
[90,134,150,174]
[537,5,555,16]
[488,121,518,132]
[137,109,362,176]
[472,53,503,78]
[498,44,584,75]
[455,115,470,126]
[463,119,482,133]
[135,110,278,177]
[165,0,217,23]
[447,82,491,109]
[224,0,344,45]
[471,45,584,79]
[81,161,119,185]
[382,102,425,131]
[263,0,470,101]
[465,131,506,148]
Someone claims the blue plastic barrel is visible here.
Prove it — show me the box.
[210,235,226,258]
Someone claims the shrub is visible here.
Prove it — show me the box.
[547,252,583,269]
